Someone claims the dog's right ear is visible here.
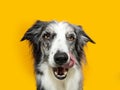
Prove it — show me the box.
[21,20,48,43]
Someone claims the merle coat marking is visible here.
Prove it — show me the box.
[21,20,95,90]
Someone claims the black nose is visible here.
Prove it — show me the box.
[54,52,68,65]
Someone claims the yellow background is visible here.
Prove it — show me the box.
[0,0,120,90]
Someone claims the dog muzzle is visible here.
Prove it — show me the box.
[53,52,76,80]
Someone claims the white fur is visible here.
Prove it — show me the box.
[37,21,83,90]
[48,21,74,67]
[38,62,82,90]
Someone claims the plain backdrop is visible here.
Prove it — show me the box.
[0,0,120,90]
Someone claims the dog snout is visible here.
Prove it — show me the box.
[54,51,68,65]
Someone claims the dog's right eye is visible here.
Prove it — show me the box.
[43,33,50,40]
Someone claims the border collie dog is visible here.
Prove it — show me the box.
[21,20,95,90]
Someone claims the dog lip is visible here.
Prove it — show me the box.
[62,59,74,68]
[53,67,68,80]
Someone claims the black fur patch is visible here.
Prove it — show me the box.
[74,25,95,63]
[36,70,43,75]
[37,82,45,90]
[21,20,48,65]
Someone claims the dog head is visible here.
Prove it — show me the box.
[21,20,95,80]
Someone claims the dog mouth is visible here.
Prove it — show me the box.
[53,67,68,80]
[53,52,76,80]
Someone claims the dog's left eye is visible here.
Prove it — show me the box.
[43,33,50,40]
[67,35,75,41]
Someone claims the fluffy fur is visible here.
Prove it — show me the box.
[21,20,95,90]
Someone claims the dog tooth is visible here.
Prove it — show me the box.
[62,75,65,77]
[58,75,65,78]
[55,71,57,75]
[64,71,67,75]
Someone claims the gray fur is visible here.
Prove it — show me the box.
[21,20,95,90]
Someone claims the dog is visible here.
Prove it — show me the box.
[21,20,95,90]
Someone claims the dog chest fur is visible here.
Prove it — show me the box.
[37,62,82,90]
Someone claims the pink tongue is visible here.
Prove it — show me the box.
[63,53,75,68]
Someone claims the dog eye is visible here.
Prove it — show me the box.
[67,36,75,41]
[43,33,50,40]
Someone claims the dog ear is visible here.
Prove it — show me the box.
[74,25,95,63]
[21,20,48,43]
[75,25,95,46]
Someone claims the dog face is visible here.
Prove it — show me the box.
[21,20,95,80]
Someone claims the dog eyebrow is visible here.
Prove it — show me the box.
[66,31,76,37]
[42,30,57,40]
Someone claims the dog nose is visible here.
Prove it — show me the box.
[54,52,68,65]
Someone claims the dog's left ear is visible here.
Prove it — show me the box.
[75,25,95,46]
